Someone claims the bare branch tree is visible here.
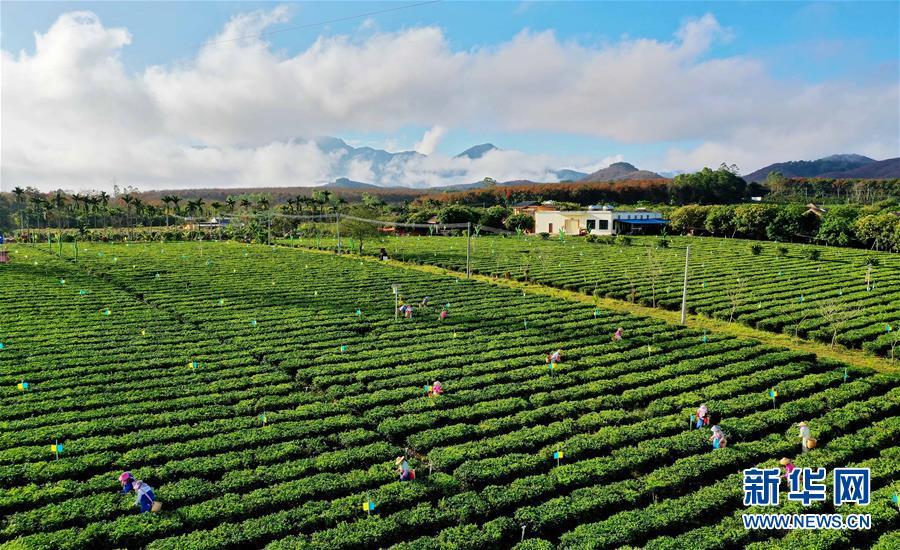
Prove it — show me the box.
[644,246,663,307]
[817,297,862,348]
[723,274,749,322]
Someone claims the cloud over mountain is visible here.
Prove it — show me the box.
[2,8,896,191]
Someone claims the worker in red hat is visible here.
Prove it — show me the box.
[118,472,159,513]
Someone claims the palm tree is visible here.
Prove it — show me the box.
[186,198,205,218]
[225,197,236,213]
[170,195,181,218]
[240,198,252,213]
[29,195,46,229]
[121,194,133,228]
[12,187,26,229]
[52,191,67,230]
[132,197,144,228]
[257,197,269,212]
[161,195,174,226]
[87,195,100,228]
[312,190,331,214]
[144,204,161,224]
[97,191,110,228]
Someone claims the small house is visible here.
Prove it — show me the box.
[511,200,559,217]
[805,203,827,218]
[534,206,667,236]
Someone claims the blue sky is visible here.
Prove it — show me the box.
[2,1,898,190]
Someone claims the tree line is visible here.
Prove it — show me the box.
[666,201,900,251]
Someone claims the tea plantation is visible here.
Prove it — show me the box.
[1,242,898,549]
[287,235,900,358]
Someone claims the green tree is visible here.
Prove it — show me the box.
[406,210,435,224]
[341,206,382,253]
[479,205,511,228]
[436,204,479,224]
[854,213,899,252]
[504,212,535,232]
[765,171,789,195]
[766,204,807,242]
[704,205,736,236]
[361,193,387,211]
[817,205,860,247]
[12,187,26,229]
[669,205,712,234]
[668,166,747,204]
[732,204,778,239]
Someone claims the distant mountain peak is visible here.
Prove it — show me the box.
[580,161,663,182]
[329,177,382,190]
[745,153,884,182]
[608,162,637,171]
[455,143,499,159]
[820,154,875,163]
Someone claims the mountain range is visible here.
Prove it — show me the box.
[744,154,900,182]
[272,138,899,189]
[315,138,668,188]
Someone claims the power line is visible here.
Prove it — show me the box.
[200,1,442,48]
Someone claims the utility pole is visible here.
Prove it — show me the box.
[466,222,471,278]
[392,284,401,320]
[336,211,341,254]
[680,245,690,324]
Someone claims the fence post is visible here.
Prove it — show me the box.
[680,245,690,324]
[466,222,471,278]
[336,212,341,254]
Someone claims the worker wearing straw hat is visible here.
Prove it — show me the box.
[779,457,796,484]
[395,456,415,481]
[798,422,813,453]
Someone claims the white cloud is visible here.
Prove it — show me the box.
[1,8,896,191]
[413,125,447,155]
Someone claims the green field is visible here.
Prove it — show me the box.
[1,242,898,549]
[284,235,900,359]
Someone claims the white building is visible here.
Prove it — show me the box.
[534,206,667,236]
